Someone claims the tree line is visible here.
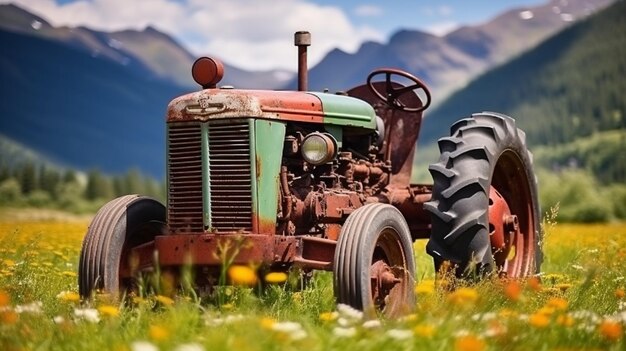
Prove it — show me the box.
[0,161,165,213]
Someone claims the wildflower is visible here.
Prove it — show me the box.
[15,301,43,314]
[571,264,584,270]
[57,291,80,303]
[154,295,174,306]
[228,265,258,286]
[398,314,417,322]
[471,313,496,322]
[264,272,288,284]
[504,280,522,301]
[319,311,338,322]
[260,317,276,329]
[53,316,65,324]
[1,310,18,324]
[498,308,518,319]
[131,341,159,351]
[332,326,357,338]
[0,290,9,307]
[615,288,625,299]
[547,297,568,311]
[598,320,622,341]
[337,303,364,321]
[3,259,15,267]
[386,328,413,340]
[362,319,382,329]
[556,314,575,327]
[61,271,77,277]
[555,283,573,291]
[74,308,100,323]
[413,324,435,338]
[484,321,507,337]
[415,280,435,295]
[149,325,170,341]
[455,335,485,351]
[527,277,542,291]
[528,312,550,328]
[98,305,120,317]
[173,343,205,351]
[271,321,307,340]
[448,287,479,306]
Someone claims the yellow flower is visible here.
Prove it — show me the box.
[556,314,574,327]
[529,313,550,328]
[154,295,174,306]
[228,265,258,286]
[98,305,120,317]
[61,271,77,277]
[498,308,518,319]
[413,324,435,338]
[415,280,435,295]
[0,290,9,307]
[546,297,568,311]
[57,291,80,303]
[455,335,485,351]
[260,317,276,330]
[3,259,15,267]
[319,311,338,322]
[448,287,479,306]
[149,325,170,341]
[264,272,288,284]
[598,320,622,341]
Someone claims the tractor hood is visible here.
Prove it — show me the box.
[167,89,376,129]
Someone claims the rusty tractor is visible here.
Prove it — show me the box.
[79,31,541,317]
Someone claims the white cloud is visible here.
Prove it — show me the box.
[1,0,384,71]
[354,4,383,17]
[426,21,459,36]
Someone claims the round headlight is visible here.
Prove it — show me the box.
[301,132,337,165]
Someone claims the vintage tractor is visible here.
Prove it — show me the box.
[79,32,541,317]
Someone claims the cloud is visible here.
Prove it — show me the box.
[1,0,384,71]
[354,4,383,17]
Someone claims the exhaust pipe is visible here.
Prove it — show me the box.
[294,31,311,91]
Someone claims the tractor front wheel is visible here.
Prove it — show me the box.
[333,203,415,318]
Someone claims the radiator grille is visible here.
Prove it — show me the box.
[167,123,203,233]
[208,121,253,232]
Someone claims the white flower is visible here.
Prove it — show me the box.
[336,304,363,321]
[471,312,496,321]
[15,301,43,314]
[570,310,600,324]
[332,326,357,338]
[74,308,100,323]
[618,301,626,311]
[271,321,307,341]
[205,314,245,326]
[571,264,584,270]
[362,320,382,329]
[454,329,470,337]
[53,316,65,324]
[131,341,159,351]
[173,343,205,351]
[613,277,624,282]
[386,329,413,340]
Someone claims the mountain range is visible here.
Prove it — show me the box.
[0,0,617,178]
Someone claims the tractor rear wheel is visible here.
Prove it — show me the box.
[79,195,166,298]
[425,112,542,278]
[333,203,415,318]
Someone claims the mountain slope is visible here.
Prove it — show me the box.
[420,0,626,146]
[290,0,612,104]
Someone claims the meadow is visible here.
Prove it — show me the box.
[0,211,625,351]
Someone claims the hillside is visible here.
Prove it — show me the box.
[287,0,612,104]
[420,0,626,147]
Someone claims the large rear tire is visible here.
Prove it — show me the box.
[79,195,166,298]
[425,112,542,278]
[334,203,415,318]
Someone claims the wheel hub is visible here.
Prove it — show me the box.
[488,187,521,272]
[370,260,401,307]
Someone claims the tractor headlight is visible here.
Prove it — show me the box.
[301,132,337,165]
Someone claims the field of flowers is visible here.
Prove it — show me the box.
[0,212,625,351]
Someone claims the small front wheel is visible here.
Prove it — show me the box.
[333,203,415,318]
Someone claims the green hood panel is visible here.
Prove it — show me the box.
[308,92,376,130]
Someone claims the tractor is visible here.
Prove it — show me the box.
[79,31,541,317]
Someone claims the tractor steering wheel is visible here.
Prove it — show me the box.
[366,68,431,113]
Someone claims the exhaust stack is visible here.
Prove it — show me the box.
[294,31,311,91]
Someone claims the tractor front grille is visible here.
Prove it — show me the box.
[167,120,253,234]
[167,123,203,233]
[208,121,253,232]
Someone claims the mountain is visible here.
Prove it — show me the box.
[291,0,613,105]
[0,4,293,90]
[419,0,626,147]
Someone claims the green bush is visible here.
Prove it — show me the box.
[0,178,22,205]
[25,190,52,207]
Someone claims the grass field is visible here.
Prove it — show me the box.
[0,214,625,350]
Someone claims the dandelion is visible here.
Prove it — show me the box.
[57,291,80,303]
[98,305,120,317]
[149,325,170,341]
[264,272,288,284]
[228,265,258,286]
[154,295,174,306]
[448,287,479,306]
[415,280,435,295]
[455,335,486,351]
[413,324,435,338]
[598,320,622,341]
[74,308,100,323]
[131,341,159,351]
[504,280,522,301]
[260,317,276,329]
[332,326,357,338]
[528,312,550,328]
[386,328,413,340]
[173,343,205,351]
[319,311,338,322]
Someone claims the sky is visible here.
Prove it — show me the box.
[2,0,547,71]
